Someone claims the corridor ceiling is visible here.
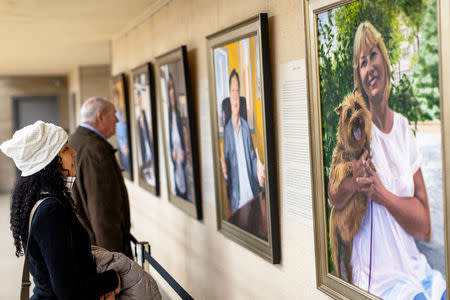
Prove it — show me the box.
[0,0,156,75]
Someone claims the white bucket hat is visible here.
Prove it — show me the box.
[0,121,68,176]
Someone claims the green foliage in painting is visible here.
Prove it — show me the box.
[317,0,438,273]
[413,0,439,119]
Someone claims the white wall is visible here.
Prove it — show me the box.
[68,65,111,133]
[111,0,329,299]
[0,76,68,192]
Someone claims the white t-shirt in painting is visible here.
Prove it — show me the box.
[351,112,446,300]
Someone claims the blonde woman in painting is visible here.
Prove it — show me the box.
[328,21,446,299]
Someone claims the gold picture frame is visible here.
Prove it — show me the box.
[304,0,450,298]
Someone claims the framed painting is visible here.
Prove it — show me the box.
[132,62,160,195]
[112,73,133,181]
[155,46,202,219]
[207,13,280,263]
[304,0,450,299]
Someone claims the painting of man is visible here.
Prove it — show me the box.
[220,69,265,215]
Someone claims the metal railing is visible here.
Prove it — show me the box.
[130,234,194,300]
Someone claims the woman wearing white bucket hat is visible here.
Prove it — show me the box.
[0,121,120,300]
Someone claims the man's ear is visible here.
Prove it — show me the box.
[335,104,343,115]
[96,111,103,123]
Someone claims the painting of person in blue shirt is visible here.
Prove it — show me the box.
[167,73,188,201]
[220,69,265,216]
[136,89,155,185]
[113,86,131,174]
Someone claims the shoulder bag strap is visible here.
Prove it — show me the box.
[20,197,50,300]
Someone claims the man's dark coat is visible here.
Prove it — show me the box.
[69,126,132,258]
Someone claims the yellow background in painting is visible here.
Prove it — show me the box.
[249,36,264,162]
[217,36,265,218]
[114,80,126,123]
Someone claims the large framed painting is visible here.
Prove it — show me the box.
[155,46,202,219]
[132,62,160,195]
[112,73,133,181]
[305,0,450,299]
[207,13,280,263]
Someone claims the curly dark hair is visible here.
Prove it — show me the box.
[10,155,76,257]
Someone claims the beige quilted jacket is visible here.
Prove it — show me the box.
[91,246,161,300]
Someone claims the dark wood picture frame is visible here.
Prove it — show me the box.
[112,73,133,181]
[155,46,202,219]
[131,62,160,196]
[207,13,280,263]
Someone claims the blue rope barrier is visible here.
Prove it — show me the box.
[130,234,194,300]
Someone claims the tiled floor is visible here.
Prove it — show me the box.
[0,193,25,299]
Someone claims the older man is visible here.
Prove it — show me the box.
[69,97,132,258]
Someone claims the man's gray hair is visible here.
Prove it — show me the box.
[80,97,110,124]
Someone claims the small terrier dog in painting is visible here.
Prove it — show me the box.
[328,89,375,282]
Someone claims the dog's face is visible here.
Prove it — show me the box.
[335,90,371,153]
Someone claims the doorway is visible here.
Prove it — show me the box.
[12,96,60,178]
[13,96,59,130]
